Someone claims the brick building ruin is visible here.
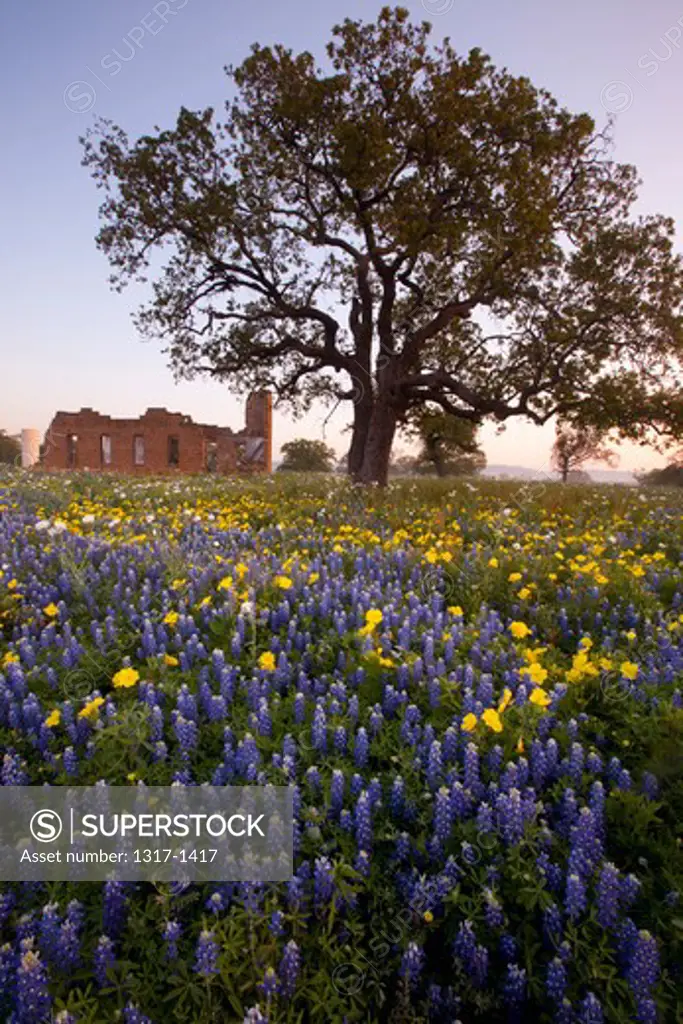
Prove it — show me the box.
[41,392,272,475]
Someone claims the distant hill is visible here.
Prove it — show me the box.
[481,464,637,485]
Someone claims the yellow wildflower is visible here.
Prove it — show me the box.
[79,696,105,719]
[482,708,503,733]
[529,688,551,708]
[461,713,478,733]
[163,611,179,626]
[112,667,140,689]
[620,661,639,681]
[274,575,292,590]
[164,655,179,667]
[508,572,522,583]
[44,709,61,728]
[521,662,548,686]
[497,688,513,713]
[217,576,233,591]
[43,603,59,618]
[259,651,276,672]
[509,621,531,639]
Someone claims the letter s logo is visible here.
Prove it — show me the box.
[30,809,63,843]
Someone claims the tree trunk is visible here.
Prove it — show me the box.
[357,400,398,486]
[429,437,447,478]
[347,401,372,479]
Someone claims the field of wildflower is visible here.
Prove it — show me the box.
[1,469,682,1023]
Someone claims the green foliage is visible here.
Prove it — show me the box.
[403,406,486,477]
[81,6,683,485]
[0,429,20,466]
[278,438,336,472]
[638,462,683,487]
[552,421,617,482]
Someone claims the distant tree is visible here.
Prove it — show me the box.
[389,451,418,477]
[551,422,617,482]
[566,469,592,483]
[82,7,683,487]
[637,462,683,487]
[278,438,336,472]
[405,407,486,477]
[0,431,20,466]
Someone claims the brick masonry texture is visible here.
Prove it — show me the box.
[41,391,272,475]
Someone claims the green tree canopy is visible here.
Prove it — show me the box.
[82,6,683,486]
[0,431,20,466]
[278,438,336,472]
[551,421,617,482]
[404,406,486,477]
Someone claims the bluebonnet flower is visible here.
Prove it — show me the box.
[390,776,405,817]
[56,917,81,971]
[433,786,452,847]
[399,942,425,987]
[163,920,181,959]
[311,703,327,753]
[620,873,641,908]
[546,957,567,1002]
[484,890,504,929]
[352,724,368,765]
[454,920,477,964]
[63,746,78,775]
[243,1008,268,1023]
[259,966,279,999]
[626,930,659,998]
[464,742,481,794]
[173,714,198,756]
[577,991,604,1023]
[0,942,17,1011]
[496,788,524,847]
[94,935,116,987]
[279,940,300,1000]
[616,917,639,969]
[38,901,61,963]
[565,873,586,920]
[503,963,526,1007]
[395,832,411,861]
[634,996,658,1023]
[313,856,335,910]
[194,929,219,976]
[103,881,128,938]
[426,739,443,789]
[354,791,373,851]
[568,807,602,879]
[16,941,52,1023]
[596,862,620,929]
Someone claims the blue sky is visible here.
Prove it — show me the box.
[2,0,683,470]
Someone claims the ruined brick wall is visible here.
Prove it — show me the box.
[41,393,272,475]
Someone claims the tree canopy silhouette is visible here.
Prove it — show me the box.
[82,6,683,485]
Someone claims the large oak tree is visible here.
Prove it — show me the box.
[82,6,683,485]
